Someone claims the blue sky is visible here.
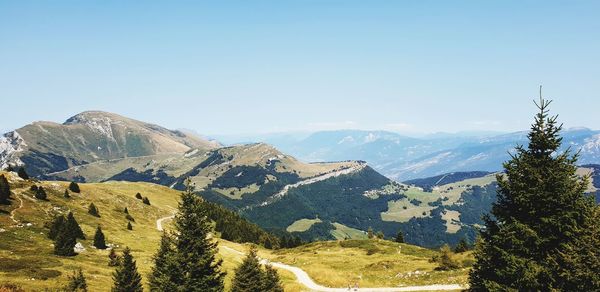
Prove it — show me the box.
[1,1,599,135]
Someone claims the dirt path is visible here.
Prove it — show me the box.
[219,246,465,292]
[9,192,24,225]
[156,214,175,231]
[156,212,466,291]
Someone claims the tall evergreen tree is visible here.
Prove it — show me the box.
[48,215,66,240]
[111,247,143,292]
[148,232,178,291]
[469,93,600,291]
[231,246,264,292]
[66,212,85,240]
[148,178,225,291]
[65,269,87,292]
[54,223,77,256]
[262,264,284,292]
[0,174,10,205]
[88,203,100,217]
[127,221,133,230]
[94,226,107,249]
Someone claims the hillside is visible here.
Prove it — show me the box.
[0,172,470,291]
[0,111,219,177]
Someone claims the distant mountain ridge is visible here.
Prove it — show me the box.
[228,128,600,180]
[0,111,219,176]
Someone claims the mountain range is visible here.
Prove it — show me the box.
[218,128,600,181]
[2,111,599,248]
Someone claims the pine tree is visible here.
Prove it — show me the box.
[17,167,29,180]
[111,247,143,292]
[469,93,600,291]
[88,203,100,217]
[135,193,142,200]
[231,246,264,292]
[48,215,66,240]
[262,264,284,292]
[148,178,225,291]
[69,181,80,193]
[54,223,77,256]
[454,238,469,253]
[148,232,178,291]
[65,269,87,292]
[108,248,121,267]
[142,197,151,205]
[93,226,107,249]
[0,174,10,205]
[35,186,47,200]
[127,221,133,230]
[66,212,85,240]
[124,207,128,214]
[395,231,404,243]
[64,189,71,198]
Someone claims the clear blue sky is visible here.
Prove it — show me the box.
[1,1,599,135]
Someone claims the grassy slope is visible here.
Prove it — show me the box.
[0,172,471,291]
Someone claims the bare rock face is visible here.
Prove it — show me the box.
[0,131,27,169]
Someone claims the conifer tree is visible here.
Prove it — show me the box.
[469,93,600,291]
[66,212,85,240]
[148,232,178,291]
[111,247,143,292]
[231,246,263,292]
[64,189,71,198]
[435,244,460,271]
[69,181,80,193]
[367,227,374,239]
[148,178,224,291]
[93,226,107,249]
[35,186,47,200]
[65,269,87,292]
[142,197,151,205]
[127,221,133,230]
[54,223,77,256]
[135,193,142,200]
[262,264,284,292]
[124,207,128,214]
[17,167,29,180]
[88,203,100,217]
[395,231,404,243]
[48,215,66,240]
[0,174,10,205]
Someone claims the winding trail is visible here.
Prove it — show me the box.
[9,194,24,224]
[154,215,465,292]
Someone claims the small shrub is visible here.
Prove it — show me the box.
[0,282,25,292]
[35,186,47,200]
[108,248,121,267]
[64,189,70,198]
[68,182,80,193]
[434,245,461,271]
[125,214,135,222]
[123,207,128,214]
[127,221,133,230]
[135,193,142,200]
[30,185,38,192]
[17,167,29,180]
[88,203,100,217]
[142,197,150,205]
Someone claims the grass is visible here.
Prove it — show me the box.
[265,239,473,288]
[330,222,368,240]
[0,171,472,291]
[286,217,322,232]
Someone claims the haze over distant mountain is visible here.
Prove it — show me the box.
[221,128,600,181]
